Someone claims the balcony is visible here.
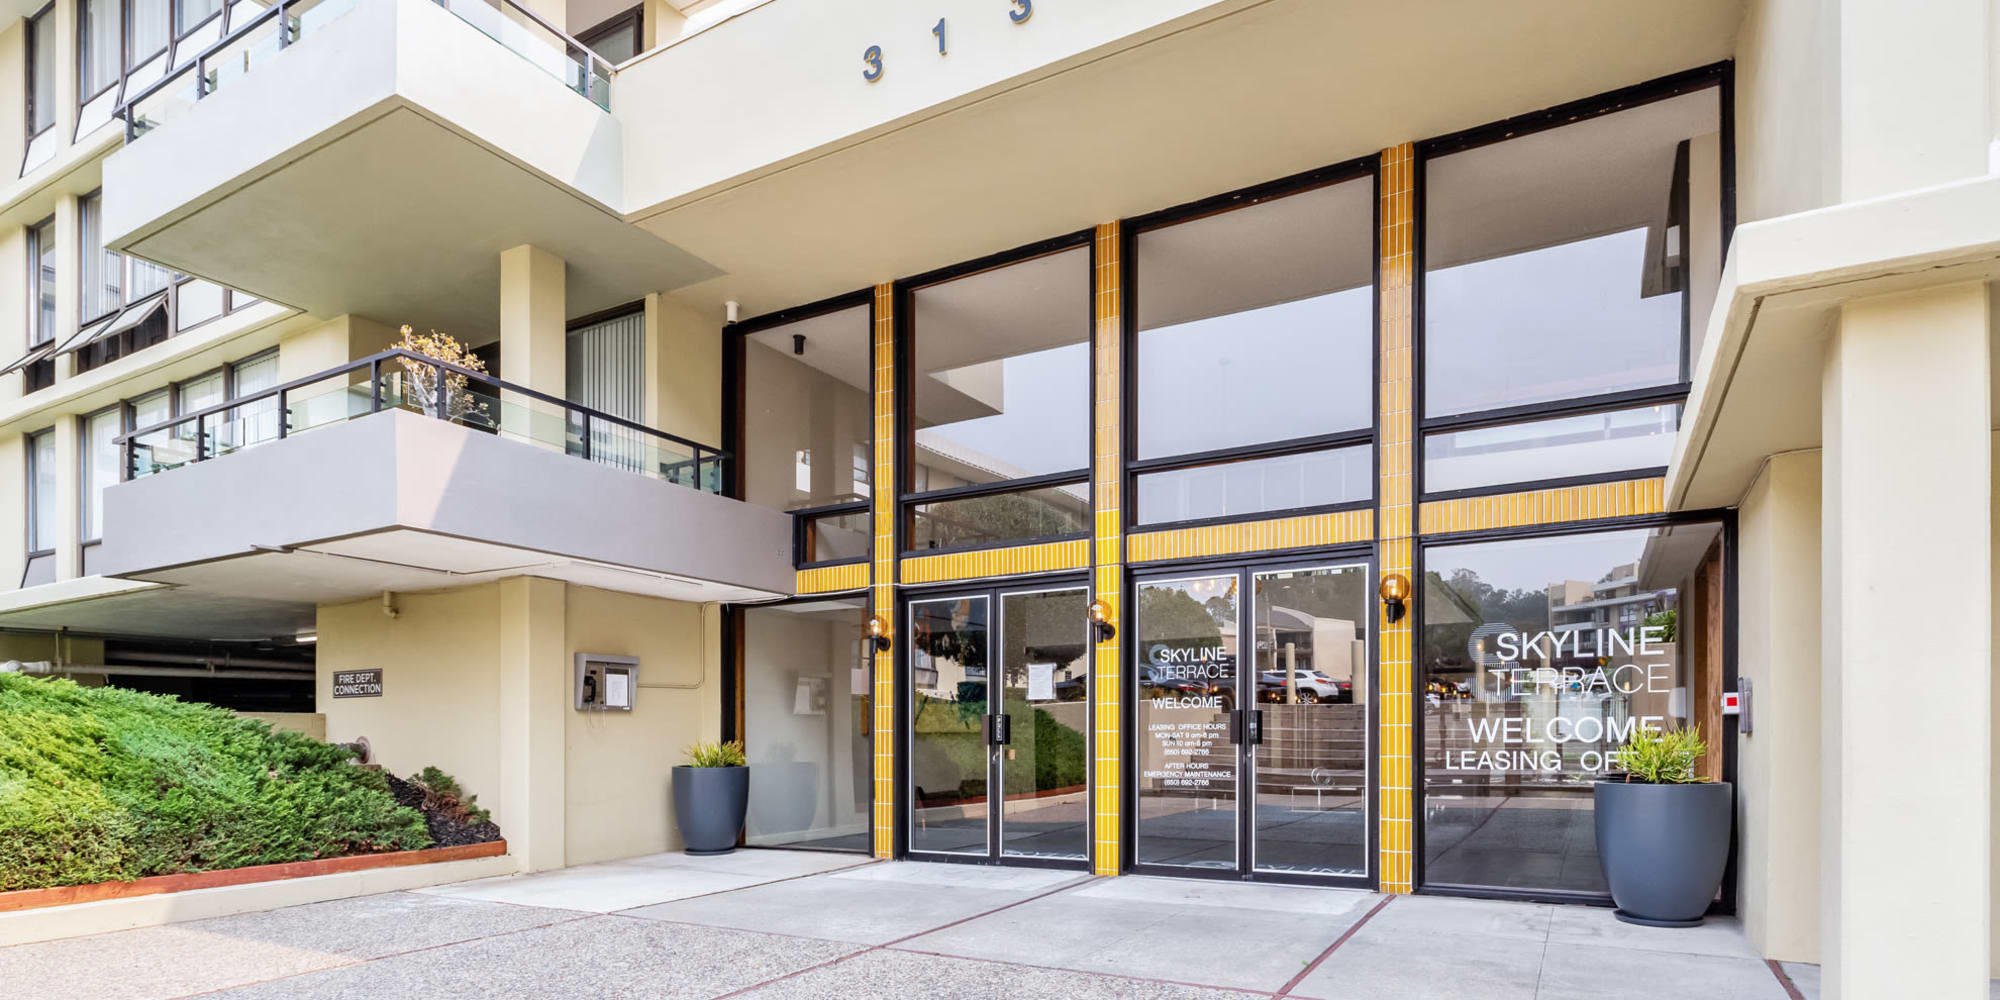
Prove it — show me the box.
[100,0,717,336]
[12,350,793,640]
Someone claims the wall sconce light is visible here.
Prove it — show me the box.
[1379,573,1411,624]
[1087,600,1116,643]
[865,615,892,653]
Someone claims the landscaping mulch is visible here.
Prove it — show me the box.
[385,773,503,849]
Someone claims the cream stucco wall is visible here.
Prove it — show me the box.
[1733,0,1833,224]
[316,584,507,823]
[317,578,722,870]
[562,585,721,865]
[1735,449,1822,964]
[645,291,722,449]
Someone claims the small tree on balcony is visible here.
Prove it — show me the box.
[394,325,488,424]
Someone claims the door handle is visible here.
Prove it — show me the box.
[992,713,1011,746]
[1227,708,1264,746]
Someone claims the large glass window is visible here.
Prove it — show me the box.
[1129,176,1374,527]
[742,303,872,513]
[1422,85,1722,493]
[82,407,121,541]
[908,244,1091,549]
[1134,178,1373,458]
[742,598,873,852]
[26,428,56,553]
[1420,522,1725,894]
[1422,404,1680,495]
[1136,444,1369,527]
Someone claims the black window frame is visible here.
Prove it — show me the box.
[723,287,877,570]
[24,426,56,558]
[575,4,642,64]
[1412,62,1734,504]
[1408,508,1738,904]
[1119,156,1381,534]
[77,0,125,111]
[78,402,127,551]
[125,0,173,74]
[22,2,56,176]
[896,229,1096,559]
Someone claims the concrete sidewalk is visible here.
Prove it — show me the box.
[0,849,1968,999]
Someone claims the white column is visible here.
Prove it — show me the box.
[52,195,78,382]
[498,245,566,449]
[1822,281,1991,998]
[497,576,567,872]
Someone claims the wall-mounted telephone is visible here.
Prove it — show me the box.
[575,654,639,712]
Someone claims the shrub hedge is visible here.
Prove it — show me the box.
[0,674,430,891]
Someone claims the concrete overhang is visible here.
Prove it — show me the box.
[621,0,1743,317]
[100,0,719,336]
[27,409,793,640]
[1666,173,2000,511]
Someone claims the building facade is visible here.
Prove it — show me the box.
[0,0,1989,996]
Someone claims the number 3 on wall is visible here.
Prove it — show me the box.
[1010,0,1031,23]
[862,44,884,82]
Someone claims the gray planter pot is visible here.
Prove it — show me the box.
[1594,780,1732,927]
[673,765,749,855]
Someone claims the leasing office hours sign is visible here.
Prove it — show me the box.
[1444,625,1674,776]
[332,669,384,698]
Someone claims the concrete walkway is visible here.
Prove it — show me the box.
[0,850,1933,999]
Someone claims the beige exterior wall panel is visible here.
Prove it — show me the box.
[1822,281,1991,998]
[562,586,718,865]
[1735,449,1822,964]
[316,584,507,833]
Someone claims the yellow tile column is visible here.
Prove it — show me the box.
[1090,223,1124,876]
[1376,145,1417,893]
[869,283,897,858]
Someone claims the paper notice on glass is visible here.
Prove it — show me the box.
[852,666,870,697]
[1027,662,1056,701]
[606,671,630,708]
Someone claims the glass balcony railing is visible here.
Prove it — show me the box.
[117,349,729,494]
[119,0,613,141]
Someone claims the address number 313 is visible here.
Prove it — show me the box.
[863,1,1031,83]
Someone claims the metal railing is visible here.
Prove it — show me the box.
[118,0,614,141]
[114,348,728,492]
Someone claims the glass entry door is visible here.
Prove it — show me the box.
[906,585,1091,866]
[1131,561,1372,882]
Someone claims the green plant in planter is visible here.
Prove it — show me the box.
[1615,725,1709,783]
[683,740,747,768]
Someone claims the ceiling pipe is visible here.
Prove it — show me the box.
[115,650,314,671]
[24,663,313,681]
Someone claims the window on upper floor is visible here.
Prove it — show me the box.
[26,428,56,555]
[75,191,175,373]
[79,0,123,126]
[576,6,641,64]
[29,217,55,348]
[1129,170,1376,528]
[129,0,172,86]
[906,242,1092,552]
[23,4,56,176]
[1419,81,1724,497]
[82,406,123,544]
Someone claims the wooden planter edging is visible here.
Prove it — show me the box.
[0,840,507,913]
